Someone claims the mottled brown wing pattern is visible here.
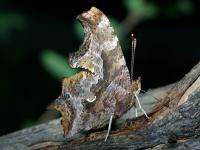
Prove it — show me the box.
[49,7,137,138]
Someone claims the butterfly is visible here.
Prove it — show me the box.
[48,7,148,140]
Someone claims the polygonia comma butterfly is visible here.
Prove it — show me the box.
[49,7,147,139]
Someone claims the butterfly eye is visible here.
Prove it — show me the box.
[64,93,71,99]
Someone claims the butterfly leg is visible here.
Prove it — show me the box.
[135,107,138,117]
[105,115,113,142]
[135,94,149,119]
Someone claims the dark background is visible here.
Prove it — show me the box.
[0,0,200,136]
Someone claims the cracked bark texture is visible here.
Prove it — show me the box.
[0,62,200,150]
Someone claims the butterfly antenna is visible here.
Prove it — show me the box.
[131,34,137,81]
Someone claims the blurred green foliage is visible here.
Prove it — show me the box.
[0,12,26,40]
[124,0,158,18]
[177,0,194,15]
[166,0,194,17]
[40,50,80,80]
[74,21,84,40]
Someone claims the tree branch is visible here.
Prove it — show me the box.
[0,62,200,150]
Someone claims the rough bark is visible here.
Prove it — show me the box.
[0,62,200,150]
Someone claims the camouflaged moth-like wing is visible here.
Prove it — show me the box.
[49,7,135,138]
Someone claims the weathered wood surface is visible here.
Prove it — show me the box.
[0,62,200,150]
